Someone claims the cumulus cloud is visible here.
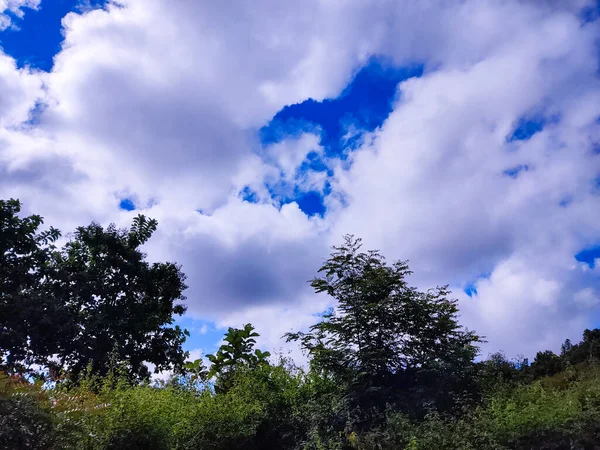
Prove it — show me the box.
[330,2,600,356]
[0,0,39,30]
[0,0,599,360]
[140,196,328,318]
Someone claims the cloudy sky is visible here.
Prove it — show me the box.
[1,0,600,361]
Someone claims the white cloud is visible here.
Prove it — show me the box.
[0,0,39,30]
[574,287,600,307]
[458,252,595,357]
[329,3,600,356]
[0,0,599,361]
[216,292,333,363]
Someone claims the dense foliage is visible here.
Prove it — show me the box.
[286,236,481,430]
[0,199,61,373]
[2,199,600,449]
[207,323,271,394]
[0,199,188,382]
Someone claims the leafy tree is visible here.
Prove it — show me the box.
[47,215,189,382]
[561,328,600,367]
[476,352,530,393]
[207,324,271,393]
[530,350,563,379]
[0,199,62,374]
[561,338,573,356]
[180,357,210,390]
[287,235,481,429]
[1,201,189,381]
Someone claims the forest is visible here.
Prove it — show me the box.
[2,197,600,450]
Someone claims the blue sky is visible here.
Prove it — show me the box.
[252,60,423,218]
[1,0,600,360]
[0,1,107,71]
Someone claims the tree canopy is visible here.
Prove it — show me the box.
[0,199,61,373]
[287,235,481,428]
[207,323,271,393]
[0,199,189,381]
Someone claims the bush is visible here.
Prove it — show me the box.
[0,393,57,449]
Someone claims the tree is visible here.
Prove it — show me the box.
[561,339,573,356]
[182,357,210,388]
[530,350,562,379]
[49,215,189,381]
[0,199,62,374]
[476,352,532,394]
[286,235,481,429]
[207,324,270,393]
[561,329,600,366]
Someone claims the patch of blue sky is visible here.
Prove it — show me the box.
[503,164,529,178]
[298,151,332,176]
[507,117,546,142]
[260,58,424,159]
[119,198,136,211]
[24,101,48,127]
[580,0,600,23]
[239,186,259,203]
[464,284,478,297]
[267,180,331,217]
[0,0,108,71]
[575,245,600,268]
[259,58,423,217]
[294,190,327,217]
[559,195,573,208]
[175,317,224,357]
[313,306,334,318]
[463,272,492,297]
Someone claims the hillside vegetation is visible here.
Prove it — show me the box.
[2,198,600,449]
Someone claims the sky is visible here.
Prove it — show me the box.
[1,0,600,362]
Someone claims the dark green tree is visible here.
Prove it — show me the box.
[561,338,573,356]
[207,324,271,393]
[530,350,563,379]
[561,329,600,366]
[476,352,531,394]
[0,199,62,374]
[50,215,189,381]
[287,235,481,429]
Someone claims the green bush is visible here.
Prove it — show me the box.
[355,370,600,450]
[3,360,600,449]
[0,393,57,449]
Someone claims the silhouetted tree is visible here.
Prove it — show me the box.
[51,215,189,381]
[531,350,562,378]
[1,199,189,382]
[287,235,481,430]
[0,199,62,374]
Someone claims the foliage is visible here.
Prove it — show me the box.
[1,198,189,382]
[530,350,563,379]
[0,199,62,373]
[5,209,600,450]
[207,323,271,393]
[287,235,481,430]
[5,356,600,450]
[50,215,189,381]
[181,357,209,389]
[562,329,600,366]
[475,352,531,395]
[0,371,57,449]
